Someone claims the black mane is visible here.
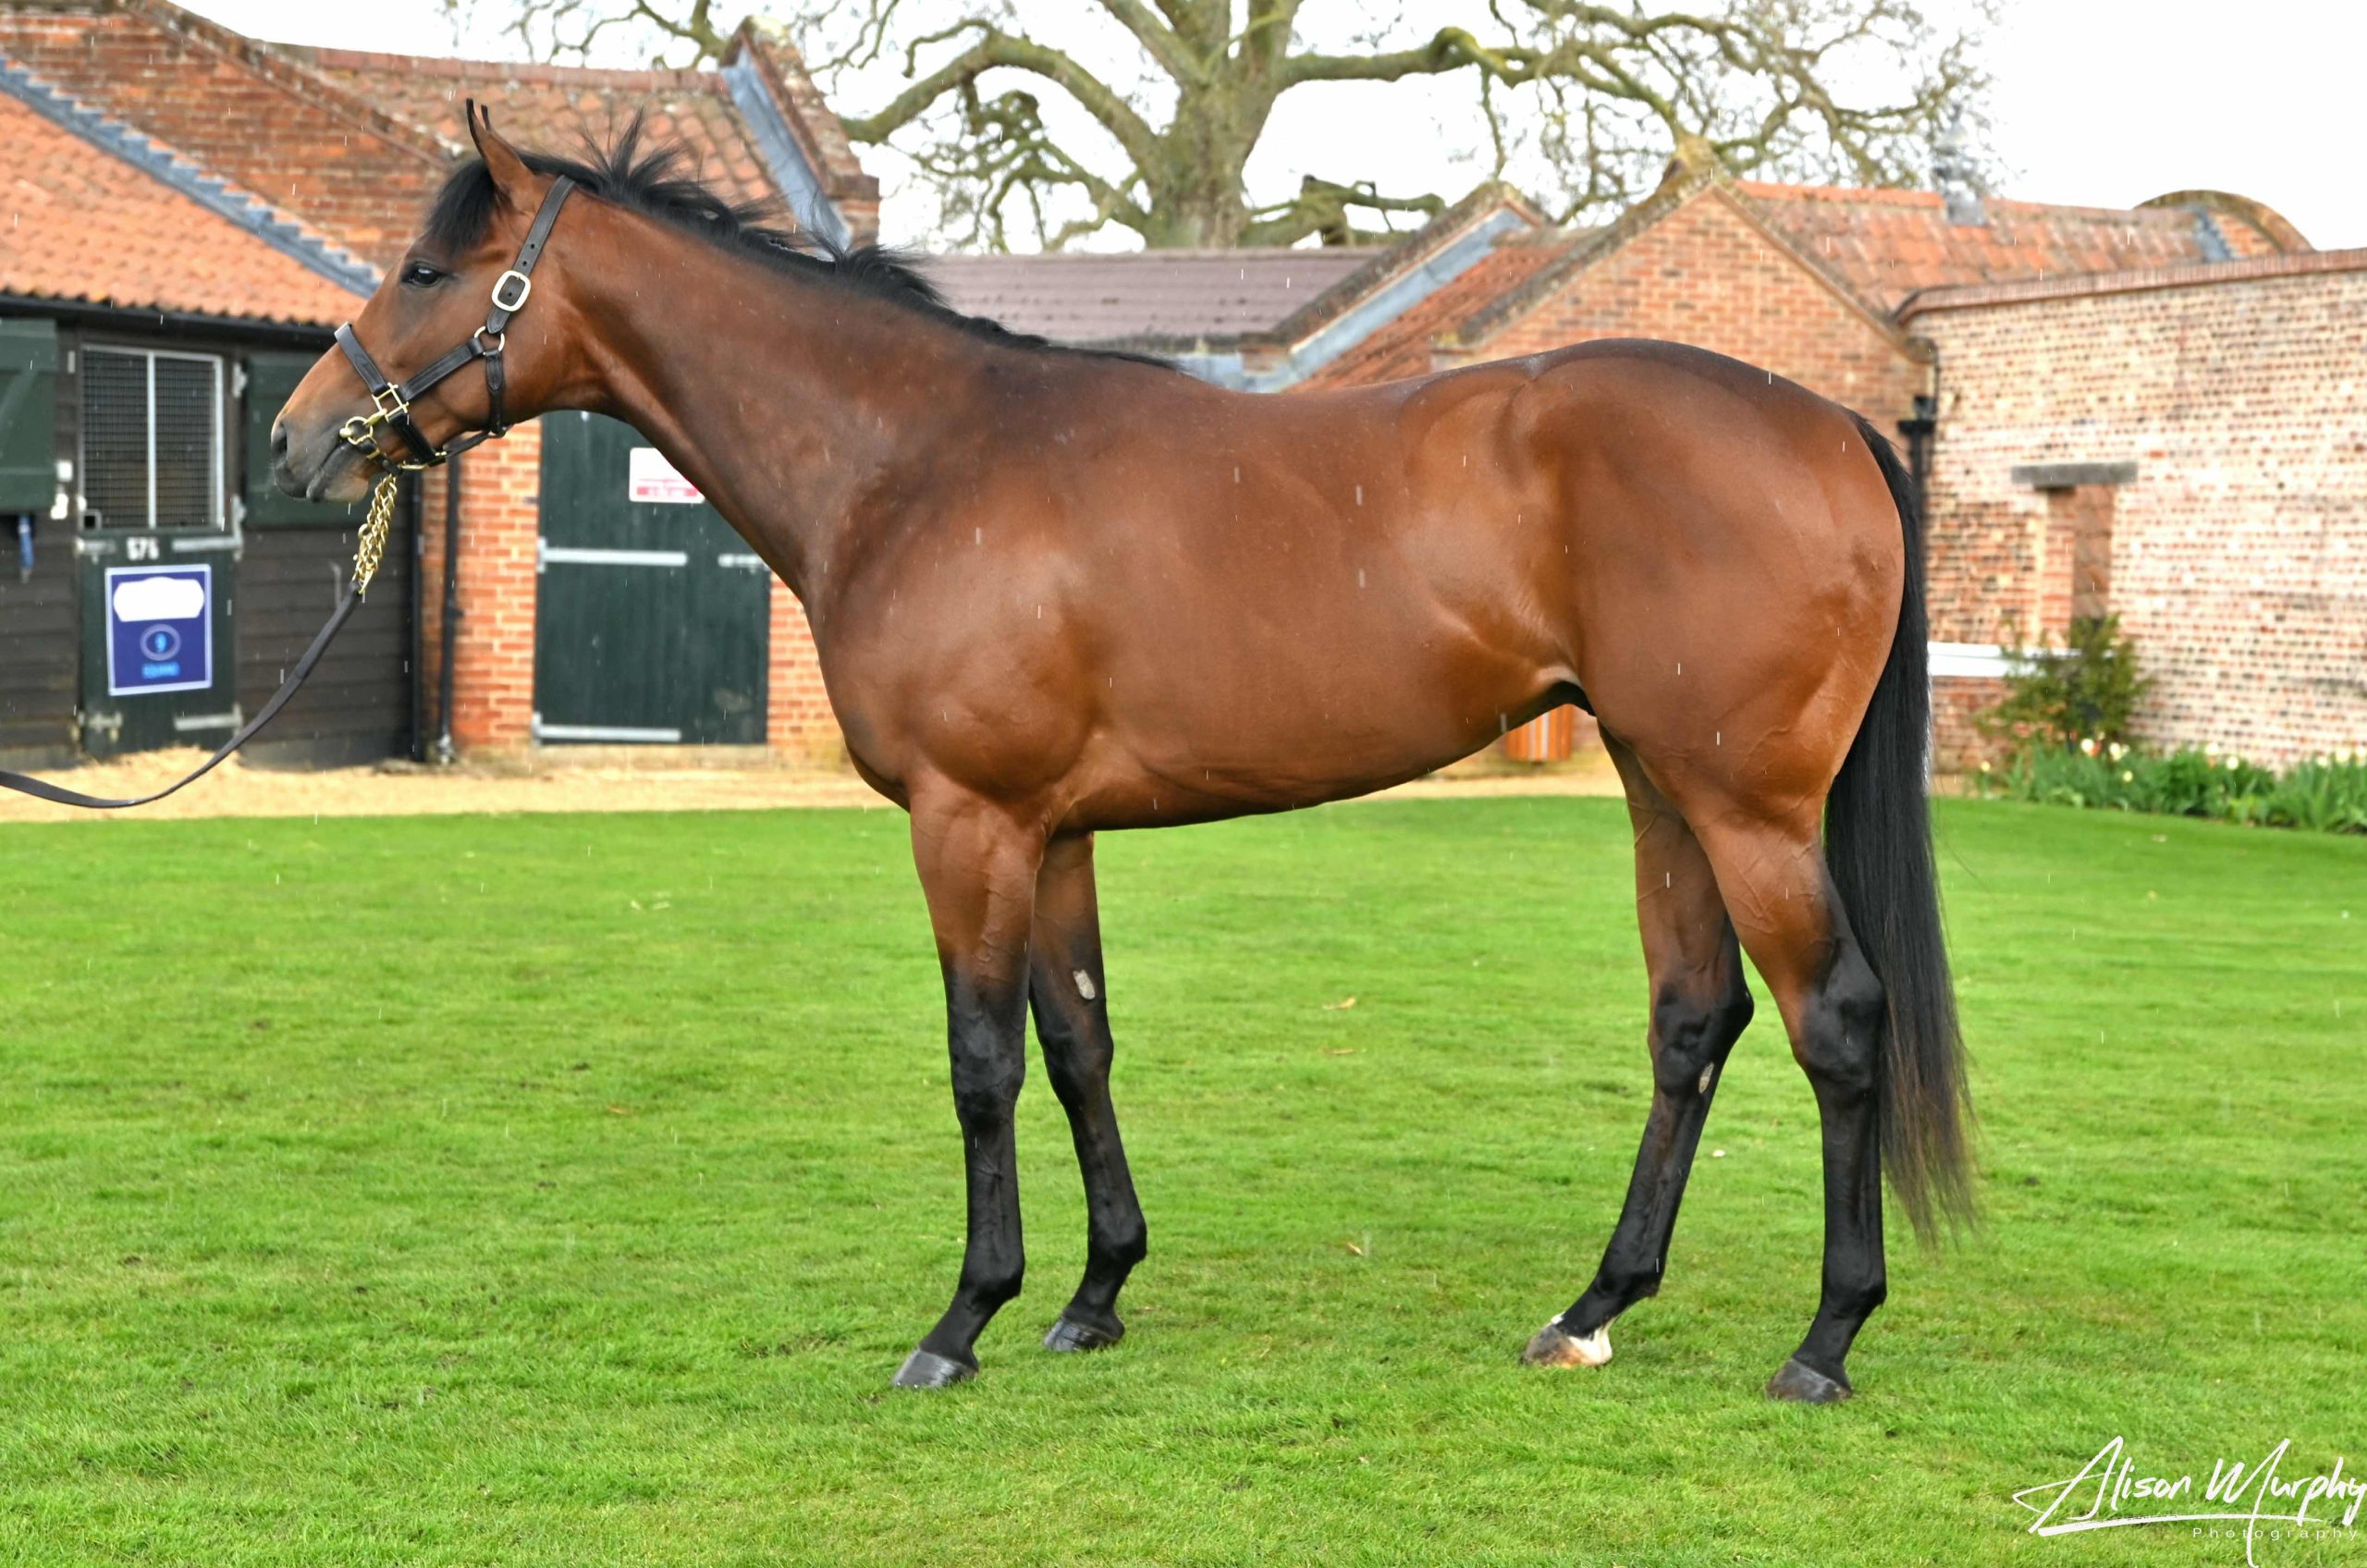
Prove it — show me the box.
[422,117,1171,370]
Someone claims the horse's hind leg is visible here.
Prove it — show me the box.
[1027,832,1148,1353]
[1524,740,1752,1370]
[1687,803,1889,1403]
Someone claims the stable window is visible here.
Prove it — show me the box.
[79,347,224,530]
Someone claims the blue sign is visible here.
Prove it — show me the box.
[105,563,213,696]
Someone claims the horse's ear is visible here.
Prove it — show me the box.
[466,100,535,209]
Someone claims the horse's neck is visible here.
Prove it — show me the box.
[571,229,975,611]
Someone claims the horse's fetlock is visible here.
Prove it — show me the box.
[1099,1219,1148,1270]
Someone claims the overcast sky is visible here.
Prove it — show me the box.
[186,0,2366,251]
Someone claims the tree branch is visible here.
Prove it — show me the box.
[1092,0,1203,84]
[838,24,1165,176]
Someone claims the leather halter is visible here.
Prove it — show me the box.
[335,174,576,471]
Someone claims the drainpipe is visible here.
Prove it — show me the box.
[406,478,424,761]
[1896,392,1937,512]
[435,455,463,765]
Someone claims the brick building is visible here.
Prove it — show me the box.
[6,2,1559,770]
[1,0,874,768]
[6,4,2353,775]
[1902,251,2367,766]
[1283,151,2353,767]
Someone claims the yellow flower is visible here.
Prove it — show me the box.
[2121,770,2135,783]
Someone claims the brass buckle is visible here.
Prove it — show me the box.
[337,410,384,452]
[490,269,533,312]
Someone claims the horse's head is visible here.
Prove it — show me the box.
[271,104,589,503]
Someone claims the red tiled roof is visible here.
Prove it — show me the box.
[0,91,360,325]
[922,247,1382,346]
[0,4,445,269]
[1297,239,1571,389]
[1259,182,1550,349]
[1898,245,2367,319]
[286,49,783,216]
[0,1,873,290]
[1732,181,2275,311]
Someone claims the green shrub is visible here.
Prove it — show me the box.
[1976,741,2365,834]
[2264,755,2367,833]
[1981,614,2150,749]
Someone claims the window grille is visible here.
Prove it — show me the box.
[79,347,223,529]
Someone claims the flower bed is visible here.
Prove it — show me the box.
[1973,740,2367,834]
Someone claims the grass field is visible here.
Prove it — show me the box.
[2,798,2361,1566]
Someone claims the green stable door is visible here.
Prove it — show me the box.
[73,344,243,759]
[534,411,770,745]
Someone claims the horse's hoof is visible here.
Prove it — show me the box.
[891,1348,977,1389]
[1764,1356,1851,1403]
[1520,1320,1612,1369]
[1043,1315,1124,1353]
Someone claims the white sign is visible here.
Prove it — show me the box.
[628,447,704,505]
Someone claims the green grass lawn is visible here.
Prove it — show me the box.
[2,798,2361,1566]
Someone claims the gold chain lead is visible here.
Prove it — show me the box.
[352,473,398,597]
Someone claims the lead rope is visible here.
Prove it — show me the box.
[0,477,398,810]
[354,472,399,597]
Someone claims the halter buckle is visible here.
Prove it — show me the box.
[490,269,533,312]
[337,411,383,452]
[472,326,508,356]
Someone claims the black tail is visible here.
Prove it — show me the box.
[1826,415,1975,1240]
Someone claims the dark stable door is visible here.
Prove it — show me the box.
[534,410,768,745]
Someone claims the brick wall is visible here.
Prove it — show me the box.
[415,430,541,756]
[767,582,840,765]
[1462,187,1928,428]
[1932,675,2009,774]
[1913,256,2367,766]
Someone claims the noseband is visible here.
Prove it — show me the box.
[334,175,576,471]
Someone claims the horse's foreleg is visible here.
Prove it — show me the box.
[892,786,1047,1389]
[1028,832,1148,1354]
[1526,742,1750,1371]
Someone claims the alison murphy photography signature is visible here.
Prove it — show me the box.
[2015,1437,2365,1563]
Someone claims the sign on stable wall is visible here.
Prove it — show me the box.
[105,564,213,696]
[628,447,704,505]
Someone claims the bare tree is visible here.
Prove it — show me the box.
[491,0,1991,251]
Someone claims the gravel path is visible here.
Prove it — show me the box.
[1,748,1622,824]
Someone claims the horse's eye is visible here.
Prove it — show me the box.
[400,262,447,288]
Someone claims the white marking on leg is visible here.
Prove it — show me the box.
[1073,968,1097,1002]
[1538,1318,1613,1367]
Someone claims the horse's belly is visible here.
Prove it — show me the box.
[1069,575,1559,826]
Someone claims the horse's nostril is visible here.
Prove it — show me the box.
[269,422,290,462]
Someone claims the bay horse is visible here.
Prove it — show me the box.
[271,110,1972,1403]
